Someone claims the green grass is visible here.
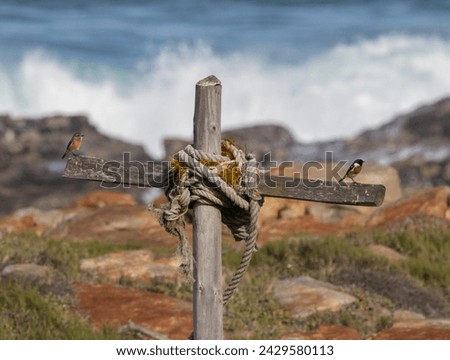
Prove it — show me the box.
[223,267,293,339]
[249,233,398,285]
[0,279,126,339]
[372,225,450,290]
[0,232,145,280]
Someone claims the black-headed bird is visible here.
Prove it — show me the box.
[338,159,365,183]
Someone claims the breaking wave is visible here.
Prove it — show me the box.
[1,34,450,157]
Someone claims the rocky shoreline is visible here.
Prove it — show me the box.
[0,97,449,339]
[1,97,449,215]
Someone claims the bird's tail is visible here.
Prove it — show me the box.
[338,176,345,183]
[62,151,68,159]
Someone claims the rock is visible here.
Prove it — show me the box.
[280,324,361,340]
[164,124,295,162]
[372,314,450,339]
[357,164,402,204]
[373,326,450,340]
[72,282,192,340]
[80,250,182,282]
[0,207,74,235]
[163,138,190,160]
[291,97,450,189]
[392,309,426,322]
[258,216,352,244]
[306,203,368,226]
[372,310,450,340]
[0,190,179,250]
[1,263,72,297]
[224,124,295,162]
[391,310,450,330]
[367,244,406,262]
[70,191,137,209]
[0,190,187,251]
[259,197,307,224]
[368,186,450,228]
[47,201,182,248]
[269,276,356,319]
[393,157,449,190]
[2,263,51,282]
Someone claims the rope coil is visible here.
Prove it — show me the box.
[150,140,262,305]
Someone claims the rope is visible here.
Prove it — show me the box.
[150,140,262,305]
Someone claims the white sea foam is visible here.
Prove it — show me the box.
[1,34,450,158]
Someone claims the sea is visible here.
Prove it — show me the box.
[1,0,450,157]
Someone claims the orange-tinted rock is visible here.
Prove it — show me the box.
[368,186,450,228]
[372,310,450,339]
[151,193,170,208]
[47,203,183,248]
[357,164,402,205]
[259,197,307,224]
[0,213,41,234]
[80,250,182,282]
[0,207,69,235]
[73,282,192,340]
[307,203,369,226]
[373,326,450,340]
[70,190,136,209]
[260,162,401,234]
[280,324,361,340]
[258,216,352,244]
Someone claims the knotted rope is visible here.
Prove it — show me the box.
[150,140,262,305]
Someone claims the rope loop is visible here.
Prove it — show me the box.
[150,139,262,305]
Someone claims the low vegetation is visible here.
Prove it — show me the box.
[0,220,448,339]
[222,221,449,338]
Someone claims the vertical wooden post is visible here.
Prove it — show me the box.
[192,75,223,339]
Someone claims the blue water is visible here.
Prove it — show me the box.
[1,0,450,157]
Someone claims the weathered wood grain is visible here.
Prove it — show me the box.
[64,156,386,207]
[63,155,169,188]
[192,75,224,340]
[259,176,386,207]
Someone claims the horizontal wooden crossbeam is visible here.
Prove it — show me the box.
[63,155,386,207]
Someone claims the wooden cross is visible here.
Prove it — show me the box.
[63,75,385,340]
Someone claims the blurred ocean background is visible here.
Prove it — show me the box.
[1,0,450,157]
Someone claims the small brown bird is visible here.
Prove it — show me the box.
[338,159,365,183]
[62,133,84,159]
